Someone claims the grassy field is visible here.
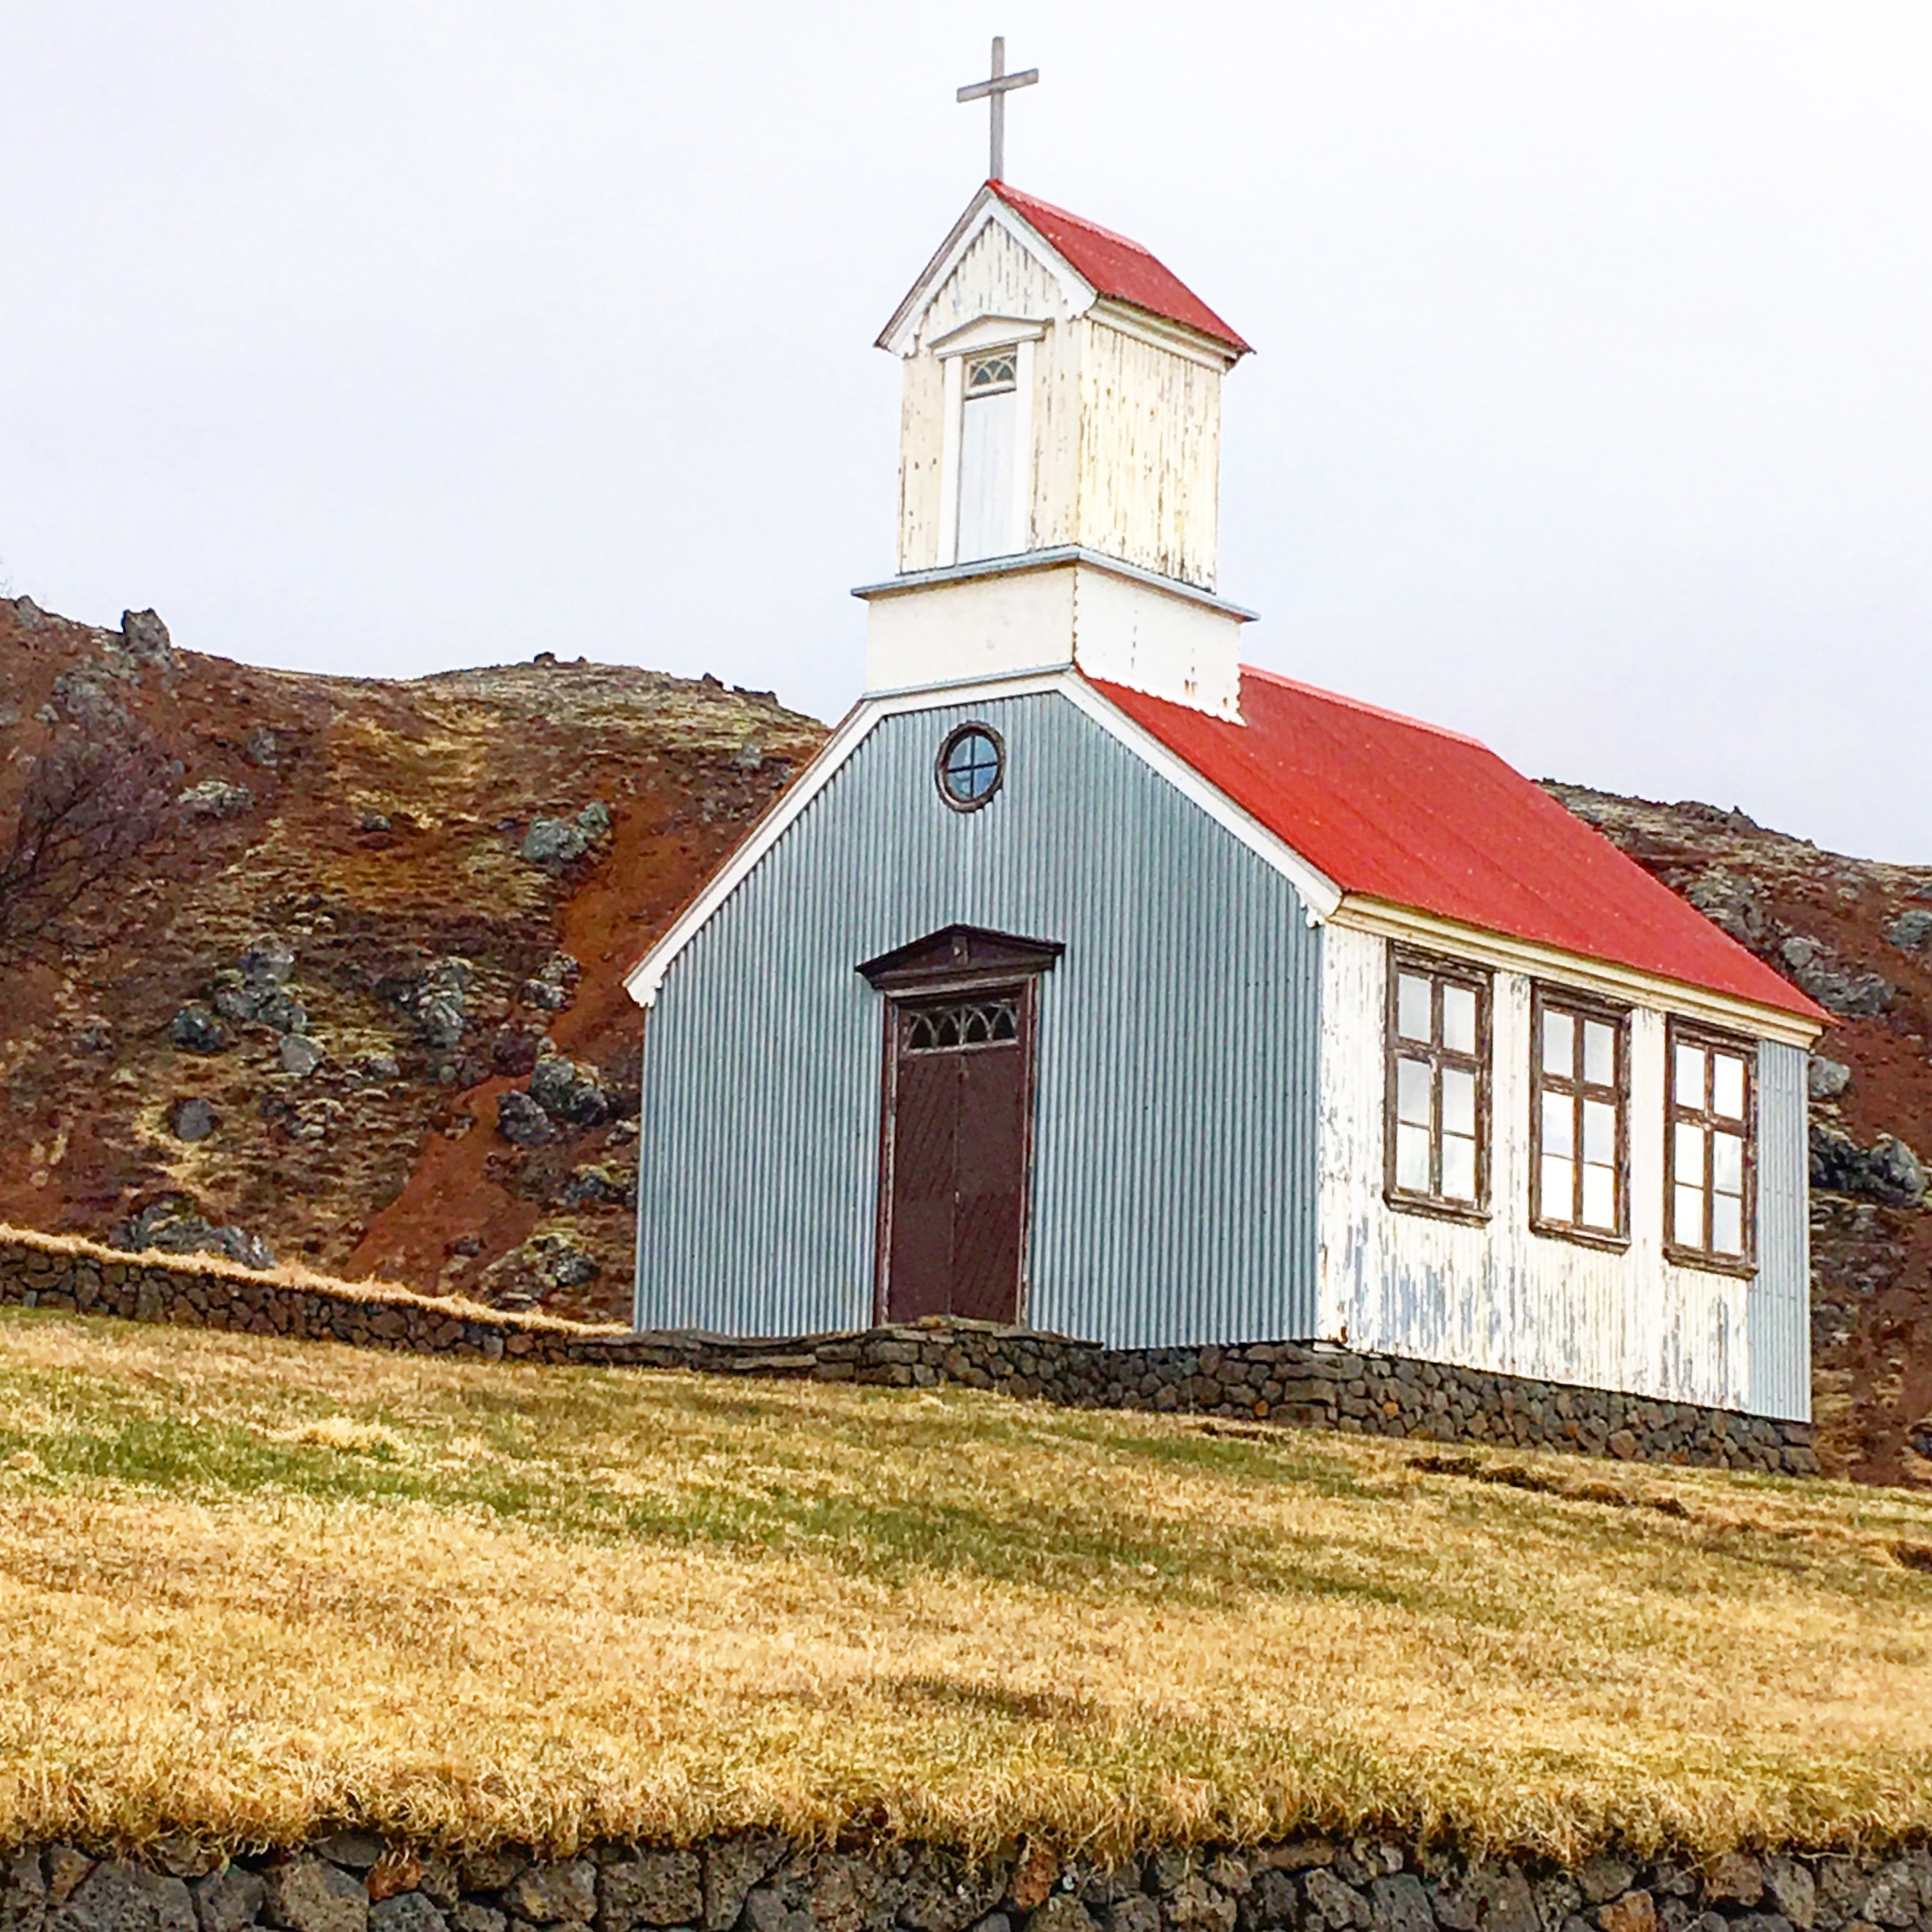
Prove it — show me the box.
[1,1308,1930,1860]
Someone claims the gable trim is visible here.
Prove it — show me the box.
[623,668,1344,1010]
[877,187,1095,358]
[1332,897,1826,1049]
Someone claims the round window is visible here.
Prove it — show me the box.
[935,724,1004,811]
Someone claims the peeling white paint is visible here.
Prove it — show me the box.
[1316,922,1774,1411]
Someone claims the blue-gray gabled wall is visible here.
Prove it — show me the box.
[634,689,1324,1346]
[1751,1041,1812,1422]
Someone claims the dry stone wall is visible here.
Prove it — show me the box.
[0,1234,1813,1474]
[10,1837,1931,1932]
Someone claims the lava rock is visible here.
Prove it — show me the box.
[519,803,613,872]
[193,1871,265,1932]
[177,779,255,820]
[110,1197,276,1271]
[503,1863,596,1927]
[1811,1125,1928,1208]
[529,1052,612,1128]
[495,1091,556,1147]
[52,1863,193,1932]
[1808,1056,1852,1101]
[168,1005,230,1055]
[1778,937,1893,1017]
[279,1035,324,1079]
[264,1859,366,1932]
[1886,908,1932,951]
[167,1098,215,1142]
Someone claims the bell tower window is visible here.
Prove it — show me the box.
[955,351,1022,563]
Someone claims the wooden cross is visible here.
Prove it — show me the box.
[956,36,1038,183]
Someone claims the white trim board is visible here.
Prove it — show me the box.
[1331,897,1827,1049]
[622,669,1343,1009]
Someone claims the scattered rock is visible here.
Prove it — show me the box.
[279,1035,324,1079]
[495,1091,556,1147]
[1808,1057,1852,1101]
[167,1097,215,1142]
[244,727,280,769]
[560,1163,634,1208]
[1683,867,1767,946]
[529,1052,613,1128]
[347,1054,402,1086]
[520,802,613,872]
[177,779,255,820]
[1778,937,1893,1017]
[522,1232,600,1291]
[359,810,393,834]
[520,954,580,1013]
[490,1027,542,1078]
[1886,908,1932,951]
[380,957,471,1053]
[168,1005,230,1055]
[118,609,178,668]
[1811,1125,1928,1208]
[110,1196,276,1271]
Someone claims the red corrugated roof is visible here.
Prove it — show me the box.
[989,181,1250,355]
[1090,667,1825,1024]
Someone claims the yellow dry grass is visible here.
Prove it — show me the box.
[0,1306,1929,1860]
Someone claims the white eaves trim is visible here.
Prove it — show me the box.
[623,668,1344,1009]
[1332,897,1827,1049]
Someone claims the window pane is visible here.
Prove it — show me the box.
[1583,1021,1616,1087]
[1674,1183,1705,1247]
[1712,1193,1745,1256]
[1712,1054,1746,1120]
[1674,1122,1705,1185]
[1397,973,1432,1041]
[1541,1154,1574,1222]
[1397,1057,1432,1127]
[1442,1133,1476,1201]
[1442,984,1478,1055]
[1675,1043,1706,1111]
[1441,1066,1476,1138]
[1396,1122,1432,1192]
[1582,1098,1616,1165]
[1713,1131,1743,1193]
[1542,1090,1574,1158]
[1581,1162,1616,1231]
[1542,1009,1574,1079]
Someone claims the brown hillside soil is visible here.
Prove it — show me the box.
[0,599,826,1323]
[1546,784,1932,1487]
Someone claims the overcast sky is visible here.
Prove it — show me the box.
[4,4,1930,859]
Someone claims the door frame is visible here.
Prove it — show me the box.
[858,925,1063,1329]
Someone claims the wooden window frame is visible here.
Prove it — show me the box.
[1383,946,1493,1225]
[1663,1019,1758,1277]
[1528,986,1631,1253]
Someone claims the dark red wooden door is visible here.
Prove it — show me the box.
[883,994,1029,1325]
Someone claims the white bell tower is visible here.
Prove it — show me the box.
[856,72,1255,719]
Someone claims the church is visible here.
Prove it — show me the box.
[624,75,1827,1425]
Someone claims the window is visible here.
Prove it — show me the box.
[904,997,1019,1051]
[1531,991,1628,1245]
[1385,951,1490,1217]
[1667,1025,1755,1270]
[956,352,1020,562]
[935,723,1004,810]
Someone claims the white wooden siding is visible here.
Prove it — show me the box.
[895,239,1224,589]
[1073,318,1221,589]
[1317,923,1760,1410]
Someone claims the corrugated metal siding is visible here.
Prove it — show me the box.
[1751,1042,1813,1422]
[635,690,1322,1346]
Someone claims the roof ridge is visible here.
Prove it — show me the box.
[988,181,1158,258]
[1238,664,1490,750]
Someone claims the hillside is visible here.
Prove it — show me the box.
[1,1302,1931,1856]
[0,596,826,1320]
[2,598,1928,1486]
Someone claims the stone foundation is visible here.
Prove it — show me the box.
[9,1835,1928,1932]
[0,1233,1814,1475]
